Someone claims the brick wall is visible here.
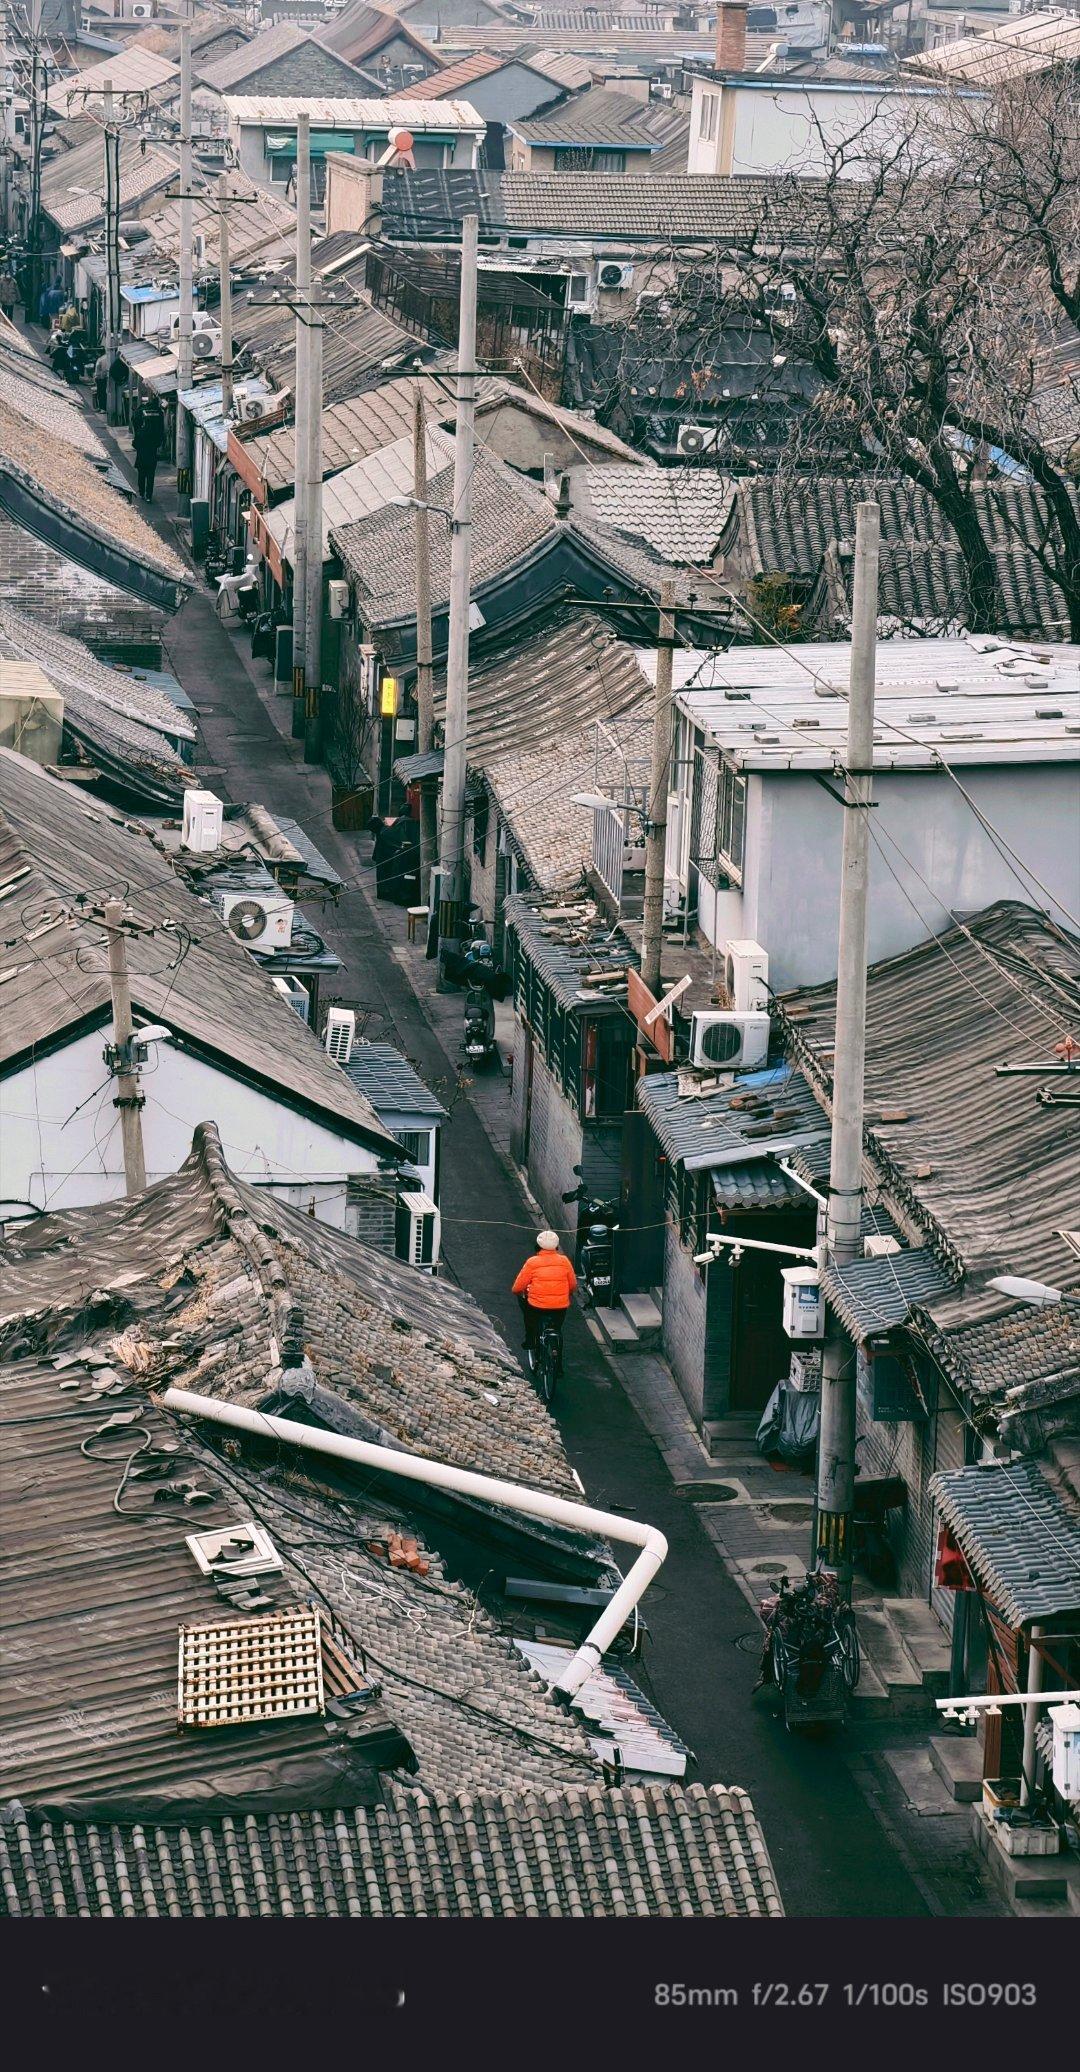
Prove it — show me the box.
[345,1178,398,1256]
[661,1219,709,1427]
[854,1355,966,1609]
[241,45,373,95]
[524,1047,584,1238]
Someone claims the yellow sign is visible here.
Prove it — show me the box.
[380,676,399,718]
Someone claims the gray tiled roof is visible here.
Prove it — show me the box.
[511,86,668,149]
[488,700,651,892]
[0,1123,606,1795]
[822,1248,955,1342]
[638,1065,829,1174]
[0,751,394,1153]
[0,516,169,651]
[506,892,640,1013]
[430,604,647,765]
[334,449,556,622]
[1,1780,784,1917]
[344,1039,447,1122]
[381,169,825,243]
[777,902,1080,1420]
[569,464,736,566]
[930,1459,1080,1626]
[0,1356,402,1815]
[711,1160,809,1214]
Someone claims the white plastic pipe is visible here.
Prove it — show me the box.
[161,1388,668,1699]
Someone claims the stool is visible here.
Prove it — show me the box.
[407,906,429,944]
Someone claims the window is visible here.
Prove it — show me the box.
[393,1129,431,1169]
[690,744,746,887]
[582,1017,634,1122]
[699,92,718,143]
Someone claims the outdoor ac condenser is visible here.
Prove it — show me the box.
[182,787,223,854]
[687,1010,770,1072]
[324,1007,356,1064]
[395,1192,440,1272]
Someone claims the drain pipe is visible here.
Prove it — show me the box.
[161,1388,667,1700]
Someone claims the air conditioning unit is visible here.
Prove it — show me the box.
[214,887,294,950]
[688,1009,770,1071]
[324,1006,356,1064]
[130,4,154,18]
[238,393,268,421]
[192,327,222,360]
[169,310,217,341]
[328,578,351,621]
[565,271,594,311]
[597,261,634,292]
[395,1190,440,1272]
[676,422,723,458]
[182,787,223,854]
[864,1233,902,1260]
[270,974,310,1022]
[723,938,769,1014]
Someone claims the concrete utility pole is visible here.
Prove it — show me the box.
[413,386,437,905]
[176,23,193,512]
[303,264,323,762]
[102,83,122,425]
[641,577,677,998]
[814,499,880,1584]
[291,110,311,739]
[216,171,234,419]
[436,210,478,987]
[102,899,146,1197]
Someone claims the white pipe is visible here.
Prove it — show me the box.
[695,1233,818,1265]
[936,1691,1080,1712]
[1021,1623,1044,1808]
[161,1388,668,1700]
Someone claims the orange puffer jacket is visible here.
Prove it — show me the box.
[512,1250,577,1310]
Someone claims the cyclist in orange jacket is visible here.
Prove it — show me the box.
[512,1231,577,1373]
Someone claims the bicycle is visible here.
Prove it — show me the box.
[530,1316,562,1407]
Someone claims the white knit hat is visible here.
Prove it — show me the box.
[536,1230,560,1250]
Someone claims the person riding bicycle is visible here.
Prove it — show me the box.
[512,1231,576,1374]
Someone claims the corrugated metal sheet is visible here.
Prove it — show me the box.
[505,893,639,1014]
[516,1641,691,1779]
[344,1040,447,1122]
[930,1460,1080,1626]
[224,94,484,127]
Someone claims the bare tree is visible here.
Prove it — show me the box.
[604,75,1080,636]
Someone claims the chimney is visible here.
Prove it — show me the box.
[715,2,749,73]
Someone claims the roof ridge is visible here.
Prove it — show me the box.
[188,1121,307,1365]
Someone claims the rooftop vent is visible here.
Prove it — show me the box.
[177,1607,325,1730]
[186,1522,283,1580]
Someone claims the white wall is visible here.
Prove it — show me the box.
[689,76,942,179]
[1,1028,382,1230]
[692,762,1080,989]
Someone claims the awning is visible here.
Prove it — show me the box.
[930,1460,1080,1628]
[394,746,444,784]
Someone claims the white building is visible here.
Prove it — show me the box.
[647,635,1080,988]
[0,751,400,1226]
[224,95,486,189]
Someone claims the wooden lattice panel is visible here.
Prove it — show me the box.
[177,1608,325,1729]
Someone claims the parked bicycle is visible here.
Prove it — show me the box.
[755,1566,860,1731]
[530,1314,562,1407]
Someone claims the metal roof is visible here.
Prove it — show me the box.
[394,745,445,782]
[637,1063,829,1173]
[224,93,485,127]
[930,1459,1080,1627]
[652,635,1080,770]
[907,10,1080,86]
[343,1039,447,1123]
[515,1641,691,1779]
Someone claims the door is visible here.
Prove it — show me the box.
[727,1208,816,1414]
[617,1108,666,1294]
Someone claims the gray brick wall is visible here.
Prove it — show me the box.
[661,1220,709,1428]
[524,1048,584,1239]
[854,1360,966,1606]
[345,1179,398,1256]
[241,46,374,95]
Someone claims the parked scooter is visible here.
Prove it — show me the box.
[463,984,497,1067]
[562,1166,619,1307]
[755,1566,860,1730]
[204,529,230,586]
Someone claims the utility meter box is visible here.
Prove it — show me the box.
[782,1264,824,1340]
[1051,1702,1080,1802]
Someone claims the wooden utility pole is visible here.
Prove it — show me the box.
[217,171,234,419]
[641,577,676,997]
[814,500,880,1584]
[103,899,146,1197]
[436,211,478,988]
[413,387,437,904]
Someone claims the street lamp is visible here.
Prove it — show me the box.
[986,1274,1062,1308]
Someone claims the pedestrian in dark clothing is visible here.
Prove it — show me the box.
[371,813,421,905]
[132,399,165,501]
[93,353,109,413]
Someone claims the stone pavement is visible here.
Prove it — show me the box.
[73,403,1006,1917]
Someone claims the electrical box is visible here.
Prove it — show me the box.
[328,578,350,620]
[182,787,223,854]
[395,1191,440,1272]
[1051,1703,1080,1803]
[781,1265,824,1340]
[864,1233,901,1259]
